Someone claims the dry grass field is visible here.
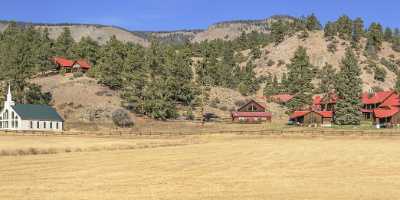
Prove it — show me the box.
[1,134,400,199]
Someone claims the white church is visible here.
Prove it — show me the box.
[0,85,63,132]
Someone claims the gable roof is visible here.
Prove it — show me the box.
[289,110,333,119]
[12,104,64,122]
[373,106,400,118]
[313,93,338,105]
[380,93,400,107]
[362,91,394,105]
[53,57,74,67]
[74,59,91,69]
[238,99,266,111]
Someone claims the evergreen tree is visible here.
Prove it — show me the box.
[286,47,314,110]
[317,63,336,94]
[384,27,393,42]
[305,13,322,31]
[324,21,337,38]
[352,17,365,42]
[270,20,288,45]
[54,27,75,57]
[73,36,99,65]
[335,48,362,125]
[395,73,400,93]
[336,15,353,40]
[366,22,384,55]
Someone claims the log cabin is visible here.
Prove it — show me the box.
[289,110,333,127]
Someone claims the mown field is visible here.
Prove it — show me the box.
[1,134,400,200]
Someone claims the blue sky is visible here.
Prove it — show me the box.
[1,0,399,31]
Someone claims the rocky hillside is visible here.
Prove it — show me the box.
[250,31,400,91]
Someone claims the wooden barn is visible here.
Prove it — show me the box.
[231,99,272,123]
[372,106,400,128]
[289,110,333,127]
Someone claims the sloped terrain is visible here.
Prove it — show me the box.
[35,25,149,46]
[252,31,400,91]
[31,75,123,125]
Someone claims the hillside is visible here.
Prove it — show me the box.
[250,31,400,91]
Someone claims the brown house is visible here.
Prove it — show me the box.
[289,110,333,127]
[231,99,272,123]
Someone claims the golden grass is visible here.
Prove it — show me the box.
[1,135,400,199]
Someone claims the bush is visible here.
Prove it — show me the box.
[185,109,195,120]
[209,97,220,108]
[112,109,134,127]
[219,105,228,111]
[374,67,386,82]
[380,58,398,73]
[327,43,337,53]
[277,60,285,67]
[267,59,275,66]
[73,71,84,78]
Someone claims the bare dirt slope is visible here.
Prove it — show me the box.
[35,25,149,46]
[253,31,400,91]
[1,135,400,200]
[31,75,123,124]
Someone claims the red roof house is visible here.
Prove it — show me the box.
[53,57,91,73]
[73,59,91,71]
[312,93,337,111]
[361,91,396,119]
[231,99,272,123]
[372,106,400,128]
[289,110,333,127]
[53,57,74,68]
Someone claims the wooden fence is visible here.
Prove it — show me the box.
[1,128,400,138]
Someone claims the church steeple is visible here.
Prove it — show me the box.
[5,83,14,107]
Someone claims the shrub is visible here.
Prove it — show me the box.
[277,59,285,67]
[73,71,84,78]
[185,109,195,120]
[209,97,220,108]
[267,59,275,66]
[380,58,398,73]
[112,109,134,127]
[327,43,337,53]
[374,67,386,82]
[219,105,228,111]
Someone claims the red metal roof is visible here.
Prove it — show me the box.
[270,94,294,103]
[373,107,400,118]
[380,93,400,107]
[75,59,91,69]
[361,91,394,105]
[313,93,338,105]
[53,57,74,67]
[231,111,272,118]
[289,110,333,119]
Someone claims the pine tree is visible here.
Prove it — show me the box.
[352,17,364,42]
[324,21,337,38]
[336,15,353,40]
[54,27,75,57]
[271,20,288,45]
[305,13,322,31]
[72,36,99,65]
[317,63,336,94]
[395,73,400,93]
[384,27,393,42]
[335,48,362,125]
[366,22,384,56]
[286,47,314,110]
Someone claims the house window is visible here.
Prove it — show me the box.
[11,121,14,128]
[15,121,18,128]
[30,121,33,129]
[247,105,256,112]
[37,121,40,129]
[11,112,14,119]
[56,122,59,129]
[43,122,46,129]
[0,121,2,128]
[50,122,53,129]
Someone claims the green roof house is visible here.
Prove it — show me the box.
[0,85,63,131]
